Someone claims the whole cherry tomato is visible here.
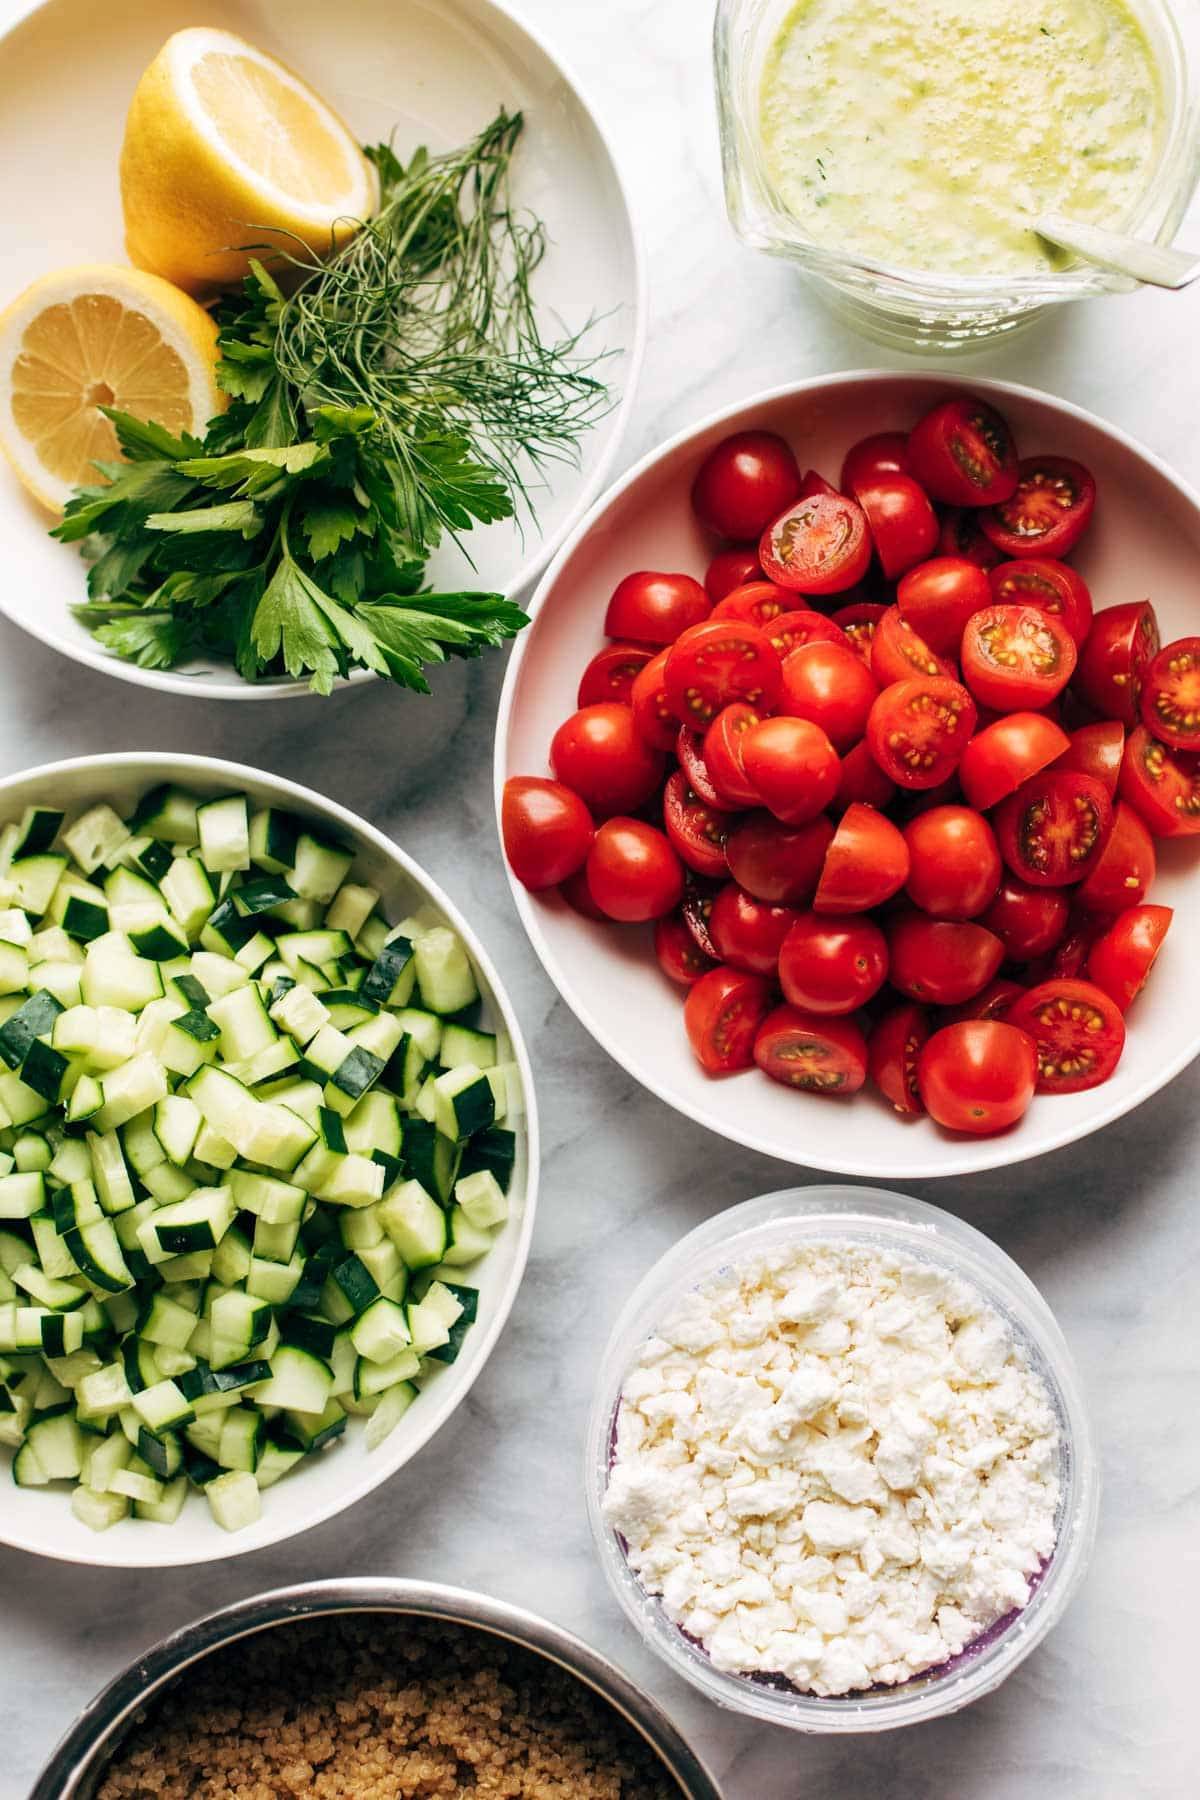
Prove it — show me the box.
[897,557,991,654]
[753,1006,869,1094]
[709,883,799,975]
[685,966,774,1073]
[501,777,594,890]
[586,818,683,921]
[692,430,803,541]
[1086,903,1172,1010]
[778,913,888,1014]
[813,803,910,914]
[779,640,879,751]
[604,571,710,645]
[1006,977,1125,1093]
[741,715,841,823]
[869,1002,930,1114]
[551,703,666,815]
[903,805,1001,918]
[725,811,834,906]
[959,712,1071,811]
[907,396,1019,507]
[887,913,1004,1005]
[917,1022,1038,1135]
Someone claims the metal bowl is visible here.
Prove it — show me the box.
[31,1578,724,1800]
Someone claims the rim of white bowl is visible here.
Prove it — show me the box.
[0,751,540,1566]
[0,0,647,702]
[494,368,1200,1179]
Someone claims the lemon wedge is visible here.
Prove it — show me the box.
[0,264,223,513]
[120,27,376,294]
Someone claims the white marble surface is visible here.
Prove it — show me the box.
[2,1,1199,1794]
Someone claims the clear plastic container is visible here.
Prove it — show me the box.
[586,1186,1099,1732]
[714,0,1200,351]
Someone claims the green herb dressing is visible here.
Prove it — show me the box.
[759,0,1164,275]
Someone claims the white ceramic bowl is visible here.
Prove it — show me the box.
[0,0,645,698]
[0,752,539,1567]
[496,370,1200,1179]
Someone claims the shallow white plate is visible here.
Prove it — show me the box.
[496,370,1200,1180]
[0,0,644,698]
[0,753,539,1567]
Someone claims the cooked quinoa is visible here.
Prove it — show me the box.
[96,1613,683,1799]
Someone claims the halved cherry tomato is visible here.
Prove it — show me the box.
[946,978,1025,1024]
[854,476,939,579]
[703,703,764,807]
[550,704,666,816]
[907,396,1019,507]
[712,580,797,631]
[662,770,729,877]
[560,863,607,920]
[759,491,872,594]
[630,649,679,752]
[814,803,910,913]
[980,876,1069,961]
[887,914,1004,1005]
[604,571,710,645]
[840,431,910,493]
[705,548,762,603]
[1076,800,1155,911]
[586,818,683,922]
[710,884,799,975]
[897,557,991,654]
[654,911,717,984]
[917,1021,1037,1135]
[1052,720,1125,796]
[1086,903,1172,1011]
[939,507,1003,570]
[577,642,654,707]
[959,712,1070,811]
[988,559,1093,648]
[867,676,977,790]
[725,811,834,906]
[960,605,1077,712]
[502,777,594,890]
[1006,977,1125,1092]
[1140,636,1200,750]
[766,609,853,660]
[663,619,782,725]
[742,716,841,824]
[779,640,879,751]
[778,913,888,1015]
[681,885,721,960]
[692,431,802,542]
[870,608,955,687]
[869,1002,929,1114]
[994,770,1113,887]
[981,456,1096,560]
[685,966,774,1073]
[903,805,1001,919]
[832,601,887,668]
[676,727,735,812]
[835,739,898,812]
[753,1006,868,1094]
[1074,600,1160,726]
[1118,725,1200,837]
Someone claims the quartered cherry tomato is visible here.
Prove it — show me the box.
[840,431,910,493]
[1076,800,1155,911]
[917,1021,1038,1135]
[760,491,872,594]
[778,913,888,1014]
[712,580,797,632]
[703,702,765,807]
[897,557,991,654]
[577,642,654,707]
[988,558,1093,648]
[903,805,1000,919]
[692,431,802,542]
[705,548,763,603]
[662,770,729,877]
[604,571,710,645]
[907,396,1019,507]
[835,738,898,812]
[813,803,910,913]
[654,911,717,985]
[586,818,684,922]
[994,770,1113,887]
[980,875,1069,961]
[854,475,939,579]
[1140,636,1200,750]
[725,811,834,906]
[1118,725,1200,837]
[684,966,774,1073]
[550,704,666,816]
[780,640,878,751]
[741,715,841,824]
[709,884,799,975]
[1006,977,1125,1093]
[960,605,1077,712]
[870,607,955,687]
[753,1005,869,1094]
[869,1002,930,1114]
[663,619,782,725]
[1074,600,1160,726]
[959,712,1070,811]
[981,456,1096,560]
[887,913,1004,1005]
[832,601,887,668]
[676,726,734,811]
[502,777,594,890]
[938,507,1004,571]
[867,676,977,790]
[1052,720,1125,797]
[1086,903,1172,1011]
[630,649,679,752]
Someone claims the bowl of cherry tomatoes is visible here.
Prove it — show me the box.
[494,373,1200,1177]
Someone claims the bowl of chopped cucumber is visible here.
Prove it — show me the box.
[0,752,537,1566]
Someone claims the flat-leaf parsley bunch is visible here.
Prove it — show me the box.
[55,111,611,693]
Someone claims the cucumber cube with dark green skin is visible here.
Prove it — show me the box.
[328,1253,380,1315]
[280,1313,338,1360]
[318,1108,348,1153]
[127,920,188,961]
[402,1121,461,1205]
[138,1426,183,1479]
[283,1397,346,1452]
[128,839,172,882]
[424,1283,481,1365]
[61,895,109,942]
[249,809,302,874]
[432,1065,495,1142]
[14,807,65,857]
[362,936,415,1006]
[232,876,296,916]
[328,1045,385,1101]
[172,974,210,1011]
[0,990,65,1069]
[459,1126,517,1194]
[173,1010,220,1043]
[21,1039,68,1103]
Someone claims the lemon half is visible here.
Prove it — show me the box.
[0,264,223,512]
[120,27,377,295]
